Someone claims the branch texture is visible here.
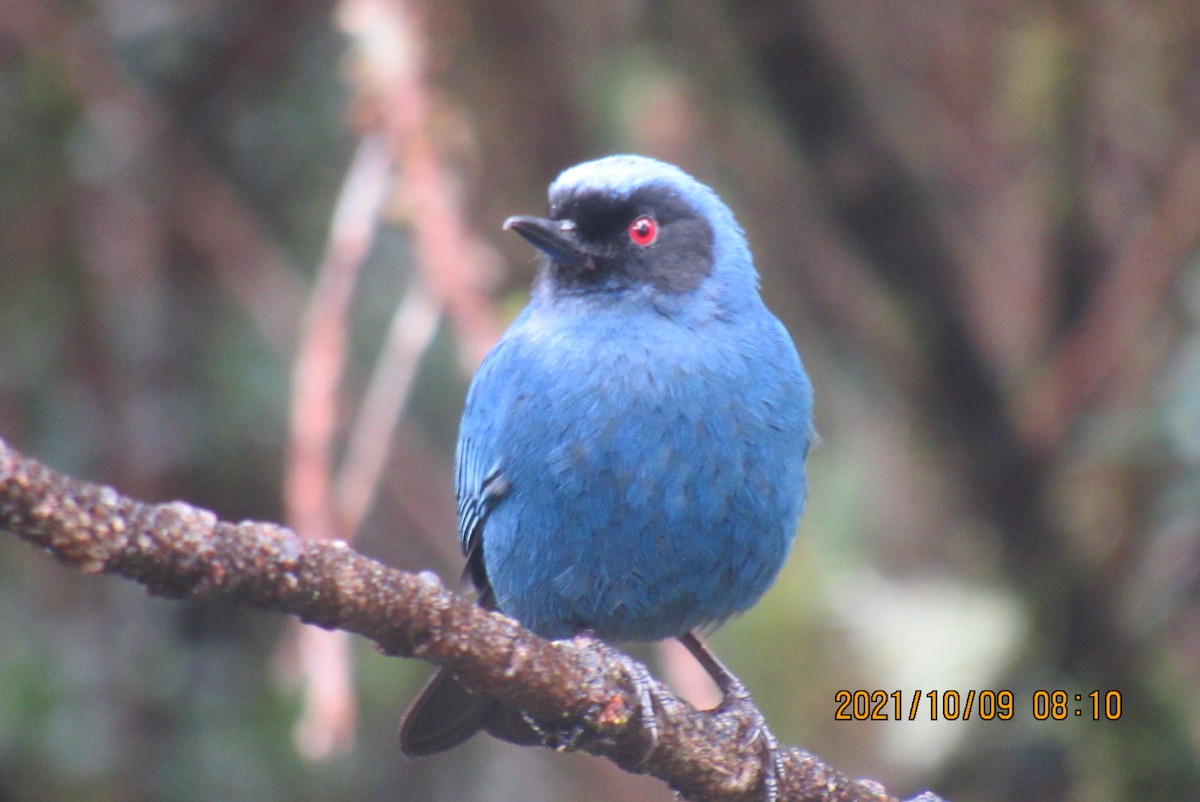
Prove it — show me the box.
[0,438,938,802]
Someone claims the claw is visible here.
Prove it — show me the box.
[517,710,588,752]
[624,655,661,760]
[750,720,782,802]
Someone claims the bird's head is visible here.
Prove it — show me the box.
[505,155,759,314]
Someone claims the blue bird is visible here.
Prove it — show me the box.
[400,155,813,774]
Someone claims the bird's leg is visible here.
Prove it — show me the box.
[679,632,782,802]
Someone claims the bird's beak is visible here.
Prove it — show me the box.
[503,215,590,269]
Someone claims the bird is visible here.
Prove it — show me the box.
[399,155,813,785]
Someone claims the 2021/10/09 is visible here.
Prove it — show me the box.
[833,689,1122,721]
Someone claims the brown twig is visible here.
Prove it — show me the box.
[334,279,441,539]
[341,0,505,367]
[284,133,394,548]
[0,438,941,802]
[279,133,395,757]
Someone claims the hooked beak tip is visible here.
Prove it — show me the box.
[503,215,589,269]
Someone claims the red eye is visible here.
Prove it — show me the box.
[628,215,657,246]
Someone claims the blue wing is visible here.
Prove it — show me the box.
[455,432,507,604]
[454,310,535,603]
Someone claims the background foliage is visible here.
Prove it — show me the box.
[2,1,1200,800]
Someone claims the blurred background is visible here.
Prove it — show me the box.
[2,1,1200,800]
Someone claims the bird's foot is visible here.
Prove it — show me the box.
[571,631,661,763]
[680,632,783,802]
[720,685,782,802]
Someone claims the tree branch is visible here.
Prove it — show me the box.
[0,437,943,802]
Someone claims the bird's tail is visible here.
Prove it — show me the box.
[399,667,543,756]
[399,668,494,757]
